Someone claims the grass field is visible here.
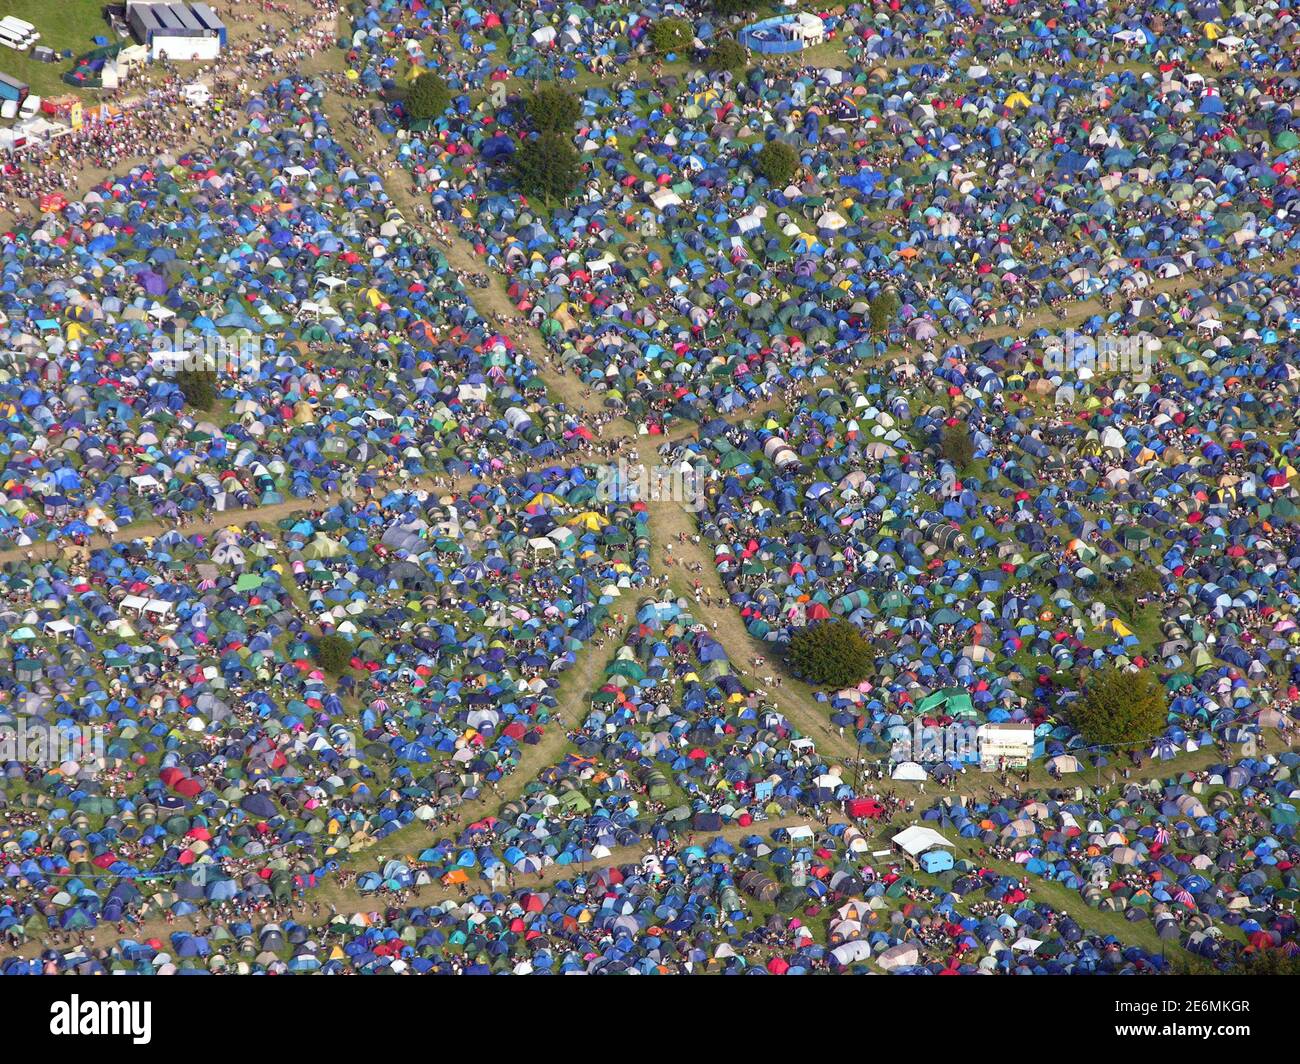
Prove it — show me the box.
[0,0,113,99]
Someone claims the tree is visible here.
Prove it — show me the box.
[756,140,799,186]
[786,619,872,689]
[713,0,757,14]
[868,291,899,337]
[1163,945,1300,975]
[313,634,355,674]
[1208,950,1300,976]
[649,18,693,55]
[706,36,747,73]
[526,86,581,133]
[1105,564,1164,622]
[406,71,450,121]
[175,368,217,411]
[1069,667,1167,747]
[939,421,975,470]
[511,131,582,203]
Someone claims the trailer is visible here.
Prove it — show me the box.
[0,23,36,51]
[0,73,30,105]
[125,0,222,61]
[190,3,227,46]
[179,3,210,34]
[0,16,40,46]
[149,3,184,33]
[126,2,162,45]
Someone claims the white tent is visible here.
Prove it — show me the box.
[876,943,919,971]
[831,940,872,966]
[891,825,954,857]
[791,12,826,44]
[650,188,682,211]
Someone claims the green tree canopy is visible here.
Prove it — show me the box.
[526,87,582,133]
[406,72,450,121]
[868,291,900,337]
[313,634,355,674]
[786,619,872,689]
[756,140,799,186]
[706,36,747,72]
[1170,949,1300,976]
[939,421,975,471]
[1069,667,1167,747]
[175,368,217,411]
[511,131,583,203]
[1105,564,1165,622]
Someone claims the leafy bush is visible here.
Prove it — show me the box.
[1170,950,1300,976]
[868,291,899,337]
[713,0,757,14]
[756,140,799,185]
[1105,565,1164,620]
[313,634,355,674]
[706,36,747,72]
[786,619,872,688]
[1069,667,1167,747]
[649,18,693,54]
[511,131,582,203]
[175,368,217,411]
[406,72,450,121]
[939,422,975,470]
[526,87,581,132]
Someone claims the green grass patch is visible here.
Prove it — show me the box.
[0,0,111,100]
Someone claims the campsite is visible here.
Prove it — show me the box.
[0,0,1294,1004]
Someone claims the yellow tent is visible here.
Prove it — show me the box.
[1202,22,1223,39]
[567,511,609,531]
[1005,91,1031,109]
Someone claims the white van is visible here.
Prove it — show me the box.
[0,16,39,47]
[0,25,32,51]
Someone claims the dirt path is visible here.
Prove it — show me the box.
[634,430,861,764]
[0,387,791,567]
[955,249,1300,351]
[9,71,1299,962]
[0,464,501,566]
[315,92,609,429]
[8,808,841,960]
[19,729,1294,959]
[6,612,634,956]
[3,97,863,956]
[0,3,338,228]
[440,230,607,422]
